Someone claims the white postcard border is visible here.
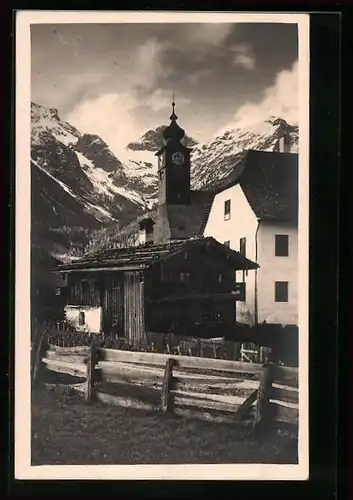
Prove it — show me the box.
[15,10,310,481]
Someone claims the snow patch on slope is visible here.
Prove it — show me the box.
[31,102,81,147]
[32,157,117,222]
[120,149,157,176]
[76,151,146,206]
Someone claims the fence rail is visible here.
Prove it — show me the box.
[32,320,268,365]
[38,344,299,428]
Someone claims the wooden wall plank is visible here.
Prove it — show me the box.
[47,345,89,354]
[45,351,88,365]
[97,380,161,405]
[96,362,164,384]
[42,358,87,377]
[174,374,258,388]
[272,365,299,387]
[98,348,263,375]
[271,385,299,404]
[172,390,249,407]
[270,402,299,425]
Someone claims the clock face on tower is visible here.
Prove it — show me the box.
[172,151,185,166]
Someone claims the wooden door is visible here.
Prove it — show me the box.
[124,271,146,346]
[102,274,124,337]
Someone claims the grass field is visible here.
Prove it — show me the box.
[31,387,298,465]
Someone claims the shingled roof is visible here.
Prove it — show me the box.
[57,236,258,272]
[215,150,298,222]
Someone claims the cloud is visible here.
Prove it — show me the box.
[217,60,298,134]
[131,37,173,90]
[32,71,107,112]
[186,68,213,85]
[181,23,234,47]
[168,23,234,63]
[230,44,255,70]
[67,92,143,158]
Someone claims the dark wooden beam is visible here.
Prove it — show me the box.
[146,292,243,303]
[59,265,147,273]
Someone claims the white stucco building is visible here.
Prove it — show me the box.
[204,150,298,327]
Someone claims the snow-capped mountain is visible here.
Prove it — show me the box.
[120,117,298,202]
[31,102,149,227]
[120,125,198,204]
[190,117,298,189]
[127,125,197,152]
[31,101,298,257]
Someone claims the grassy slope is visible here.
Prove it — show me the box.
[31,388,298,466]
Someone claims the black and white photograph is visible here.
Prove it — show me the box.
[15,11,309,480]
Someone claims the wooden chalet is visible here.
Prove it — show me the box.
[56,237,258,345]
[52,101,262,346]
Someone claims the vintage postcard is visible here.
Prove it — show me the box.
[15,11,309,480]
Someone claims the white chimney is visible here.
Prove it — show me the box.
[278,134,292,153]
[138,218,155,245]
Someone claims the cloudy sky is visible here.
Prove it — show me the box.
[31,22,298,156]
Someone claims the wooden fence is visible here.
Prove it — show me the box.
[38,344,299,428]
[33,320,246,360]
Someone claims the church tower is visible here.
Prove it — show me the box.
[155,98,192,206]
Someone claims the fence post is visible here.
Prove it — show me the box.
[259,346,270,364]
[86,345,97,403]
[31,327,48,388]
[197,338,202,357]
[160,358,175,413]
[253,363,273,431]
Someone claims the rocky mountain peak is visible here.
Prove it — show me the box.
[127,125,198,152]
[265,116,298,133]
[31,101,299,258]
[75,134,125,174]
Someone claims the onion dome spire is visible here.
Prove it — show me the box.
[162,89,185,142]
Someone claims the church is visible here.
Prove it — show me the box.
[110,100,216,248]
[56,101,259,345]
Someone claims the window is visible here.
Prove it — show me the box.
[78,311,85,326]
[275,234,289,256]
[218,273,223,283]
[180,272,190,282]
[224,199,231,220]
[224,240,230,247]
[275,281,288,302]
[239,237,246,256]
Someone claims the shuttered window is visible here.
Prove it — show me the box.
[239,237,246,256]
[275,281,289,302]
[78,311,85,326]
[224,199,231,220]
[275,235,289,256]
